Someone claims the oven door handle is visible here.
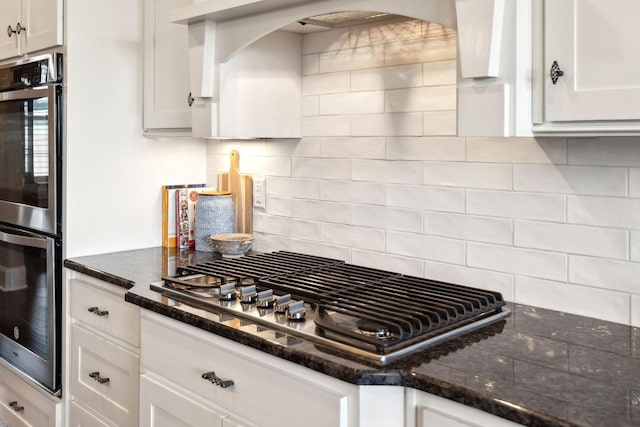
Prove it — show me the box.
[0,227,48,249]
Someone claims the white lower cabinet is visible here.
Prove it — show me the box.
[66,272,140,427]
[140,373,228,427]
[140,310,358,427]
[409,389,523,427]
[0,362,61,427]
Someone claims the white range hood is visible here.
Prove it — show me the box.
[170,0,531,138]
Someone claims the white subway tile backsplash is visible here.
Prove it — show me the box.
[351,112,422,136]
[567,196,640,230]
[302,28,350,55]
[321,223,385,251]
[292,158,351,180]
[569,255,640,293]
[321,180,385,204]
[320,91,385,115]
[386,136,465,161]
[424,212,512,245]
[240,155,291,177]
[514,221,628,260]
[422,60,457,86]
[386,86,456,112]
[351,64,422,91]
[514,276,630,325]
[514,165,627,196]
[387,231,465,264]
[302,72,350,95]
[321,137,386,159]
[424,261,514,301]
[302,116,350,137]
[631,231,640,261]
[292,199,351,223]
[352,159,423,184]
[386,184,465,212]
[319,45,386,73]
[290,138,322,158]
[352,249,424,276]
[261,216,321,240]
[289,239,351,262]
[265,177,320,199]
[424,162,512,190]
[631,295,640,327]
[467,243,567,281]
[423,111,457,136]
[385,37,456,66]
[467,137,567,164]
[630,168,640,197]
[301,54,319,75]
[252,233,292,253]
[352,205,422,232]
[264,196,292,217]
[302,95,320,116]
[466,190,566,222]
[568,137,640,166]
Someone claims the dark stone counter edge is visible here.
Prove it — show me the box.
[64,259,135,289]
[124,292,575,427]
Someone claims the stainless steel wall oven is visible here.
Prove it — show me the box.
[0,54,62,395]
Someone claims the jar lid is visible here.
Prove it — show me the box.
[199,190,232,196]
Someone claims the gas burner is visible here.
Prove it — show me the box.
[355,319,392,340]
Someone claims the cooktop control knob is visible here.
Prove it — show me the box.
[274,294,292,313]
[286,300,306,321]
[239,285,258,304]
[257,289,276,308]
[219,283,236,301]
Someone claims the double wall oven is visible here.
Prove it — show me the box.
[0,54,62,395]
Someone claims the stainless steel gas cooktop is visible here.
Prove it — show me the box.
[150,251,510,364]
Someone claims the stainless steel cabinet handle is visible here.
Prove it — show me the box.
[201,371,234,388]
[88,306,109,317]
[9,401,24,412]
[89,371,110,384]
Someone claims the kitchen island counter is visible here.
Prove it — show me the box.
[65,247,640,427]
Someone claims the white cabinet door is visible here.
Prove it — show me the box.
[143,0,192,133]
[543,0,640,122]
[21,0,63,54]
[412,390,523,427]
[140,374,225,427]
[68,400,114,427]
[0,1,21,59]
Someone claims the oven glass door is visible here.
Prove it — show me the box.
[0,225,59,394]
[0,85,59,235]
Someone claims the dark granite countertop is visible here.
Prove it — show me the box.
[65,247,640,427]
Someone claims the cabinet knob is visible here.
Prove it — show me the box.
[88,306,109,317]
[9,401,24,412]
[7,23,26,37]
[550,60,564,84]
[89,371,110,384]
[187,92,194,107]
[201,371,234,388]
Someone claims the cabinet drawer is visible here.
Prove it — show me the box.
[141,313,355,427]
[70,324,139,427]
[70,277,140,346]
[68,400,114,427]
[0,363,61,427]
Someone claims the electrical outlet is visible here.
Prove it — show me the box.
[253,176,266,208]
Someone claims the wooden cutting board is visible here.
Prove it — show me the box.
[217,150,253,233]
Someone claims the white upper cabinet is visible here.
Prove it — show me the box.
[534,0,640,135]
[0,0,62,61]
[143,0,193,134]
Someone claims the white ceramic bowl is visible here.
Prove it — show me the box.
[209,233,256,258]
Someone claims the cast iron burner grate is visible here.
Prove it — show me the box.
[153,251,510,363]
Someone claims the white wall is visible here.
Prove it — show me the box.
[64,0,206,257]
[207,19,640,327]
